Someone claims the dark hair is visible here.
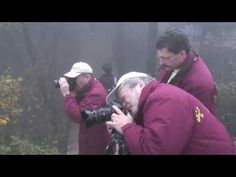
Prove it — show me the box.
[102,63,112,73]
[156,29,191,54]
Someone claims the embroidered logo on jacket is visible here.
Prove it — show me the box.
[195,106,204,123]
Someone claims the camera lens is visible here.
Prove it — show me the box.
[81,106,114,128]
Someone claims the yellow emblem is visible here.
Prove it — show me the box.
[195,107,204,123]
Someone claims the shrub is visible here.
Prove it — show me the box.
[0,135,59,155]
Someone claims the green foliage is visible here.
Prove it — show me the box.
[19,64,71,153]
[217,81,236,116]
[216,62,236,137]
[0,70,61,154]
[0,135,59,155]
[0,69,23,122]
[0,144,11,154]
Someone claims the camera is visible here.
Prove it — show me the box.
[53,77,77,91]
[81,101,130,155]
[105,128,130,155]
[81,101,126,128]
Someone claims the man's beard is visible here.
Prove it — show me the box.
[160,64,173,70]
[128,105,138,118]
[128,90,140,118]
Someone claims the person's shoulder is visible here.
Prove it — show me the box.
[144,83,190,113]
[191,58,212,75]
[143,81,170,101]
[93,79,103,87]
[184,60,214,84]
[92,79,108,93]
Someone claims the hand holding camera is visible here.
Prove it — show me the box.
[58,78,70,97]
[53,77,77,97]
[106,105,133,134]
[81,101,130,155]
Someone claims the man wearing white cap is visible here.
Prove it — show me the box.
[59,62,110,154]
[106,72,235,155]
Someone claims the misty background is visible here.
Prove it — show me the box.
[0,22,235,154]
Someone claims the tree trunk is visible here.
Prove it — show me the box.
[113,23,125,77]
[22,23,37,67]
[146,23,158,76]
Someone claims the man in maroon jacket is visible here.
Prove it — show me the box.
[106,72,235,155]
[59,62,110,154]
[156,30,217,114]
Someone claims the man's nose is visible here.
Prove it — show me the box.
[159,59,164,65]
[122,102,128,108]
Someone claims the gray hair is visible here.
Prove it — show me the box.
[117,75,155,93]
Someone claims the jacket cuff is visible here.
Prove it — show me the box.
[64,94,75,100]
[121,123,134,134]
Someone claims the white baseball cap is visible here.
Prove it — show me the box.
[106,72,148,104]
[64,62,93,78]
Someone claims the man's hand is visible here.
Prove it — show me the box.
[106,105,133,134]
[59,77,70,97]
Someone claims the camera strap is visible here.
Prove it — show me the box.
[105,131,130,155]
[105,138,118,155]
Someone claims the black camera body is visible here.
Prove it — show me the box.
[81,101,130,155]
[53,77,77,91]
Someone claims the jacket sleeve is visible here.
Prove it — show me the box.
[122,96,194,155]
[64,92,106,123]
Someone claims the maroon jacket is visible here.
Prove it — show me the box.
[64,78,110,154]
[158,51,217,114]
[121,81,235,155]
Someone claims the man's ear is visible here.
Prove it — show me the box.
[179,50,187,56]
[179,50,187,62]
[85,73,92,80]
[138,80,145,89]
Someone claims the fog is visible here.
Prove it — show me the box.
[0,22,235,154]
